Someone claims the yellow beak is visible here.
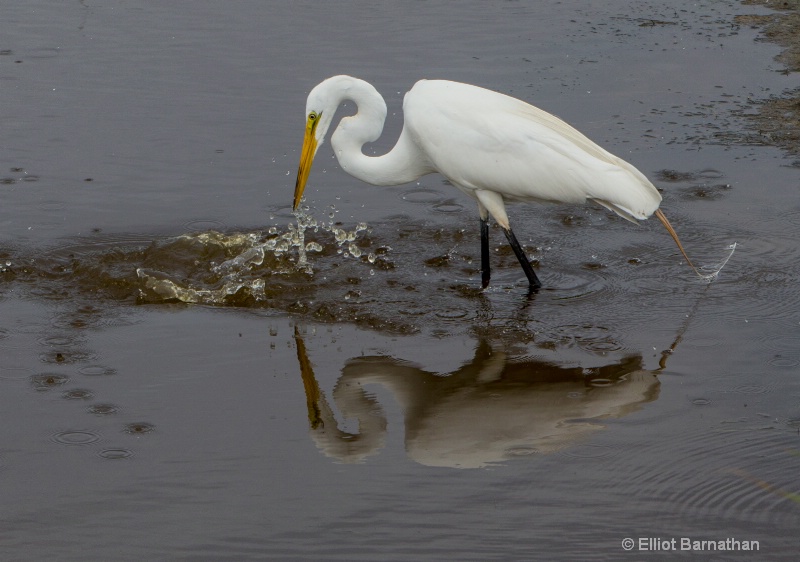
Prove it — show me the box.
[293,117,319,211]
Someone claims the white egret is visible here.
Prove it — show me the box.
[293,75,702,289]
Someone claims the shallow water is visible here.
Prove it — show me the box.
[2,1,800,559]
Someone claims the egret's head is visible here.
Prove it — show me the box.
[293,80,341,211]
[293,109,323,210]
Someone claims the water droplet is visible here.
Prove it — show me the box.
[348,243,362,258]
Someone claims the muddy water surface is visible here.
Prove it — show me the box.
[2,1,799,559]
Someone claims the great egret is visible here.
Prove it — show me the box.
[293,75,700,289]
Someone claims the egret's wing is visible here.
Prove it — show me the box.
[405,80,661,221]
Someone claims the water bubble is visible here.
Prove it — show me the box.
[367,253,376,264]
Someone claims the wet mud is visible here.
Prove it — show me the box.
[737,0,800,157]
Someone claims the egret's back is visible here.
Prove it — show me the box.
[403,80,662,222]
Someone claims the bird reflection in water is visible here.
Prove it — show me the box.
[293,328,660,468]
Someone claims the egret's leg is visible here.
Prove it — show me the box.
[474,189,540,289]
[502,227,542,289]
[480,218,491,288]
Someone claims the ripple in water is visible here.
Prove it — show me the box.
[30,373,70,391]
[435,308,469,320]
[401,187,442,203]
[98,448,134,460]
[549,324,623,355]
[87,404,119,415]
[62,388,94,400]
[505,446,539,457]
[123,422,155,435]
[37,334,82,347]
[601,420,799,527]
[79,365,118,377]
[183,218,228,232]
[767,354,799,368]
[433,201,464,213]
[559,443,619,459]
[0,367,32,381]
[39,349,95,365]
[52,430,101,446]
[728,383,774,395]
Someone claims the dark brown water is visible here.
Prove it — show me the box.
[2,1,799,559]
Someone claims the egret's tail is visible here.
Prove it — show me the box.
[654,209,696,271]
[653,208,737,282]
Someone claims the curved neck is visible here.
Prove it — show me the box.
[328,79,432,186]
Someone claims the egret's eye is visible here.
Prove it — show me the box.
[308,112,317,121]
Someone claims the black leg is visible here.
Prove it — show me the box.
[480,218,491,288]
[502,227,542,289]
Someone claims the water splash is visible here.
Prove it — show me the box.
[136,208,379,305]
